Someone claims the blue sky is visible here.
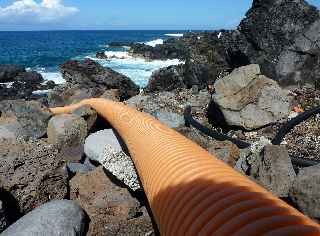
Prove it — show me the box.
[0,0,319,30]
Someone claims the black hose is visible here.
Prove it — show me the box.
[272,106,320,145]
[184,106,251,149]
[291,157,320,167]
[184,106,320,167]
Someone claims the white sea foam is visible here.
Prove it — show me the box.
[30,47,183,89]
[89,51,184,87]
[218,32,223,39]
[99,44,109,48]
[40,72,65,84]
[28,67,65,85]
[103,51,132,59]
[0,82,14,88]
[145,39,164,47]
[165,33,184,37]
[32,90,51,95]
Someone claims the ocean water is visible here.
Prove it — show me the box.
[0,30,187,87]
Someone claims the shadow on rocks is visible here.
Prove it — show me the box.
[88,114,112,134]
[0,188,22,228]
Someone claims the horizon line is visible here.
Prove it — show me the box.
[0,28,219,32]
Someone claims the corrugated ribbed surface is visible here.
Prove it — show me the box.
[51,99,320,236]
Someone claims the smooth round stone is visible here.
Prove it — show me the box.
[84,129,141,191]
[84,129,123,163]
[1,200,88,236]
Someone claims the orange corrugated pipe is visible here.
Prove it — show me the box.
[50,98,320,236]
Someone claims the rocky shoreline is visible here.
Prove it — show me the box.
[1,0,320,235]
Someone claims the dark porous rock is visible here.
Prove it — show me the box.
[96,51,108,59]
[9,72,45,99]
[72,105,98,132]
[235,0,320,84]
[290,164,320,218]
[239,0,319,76]
[276,22,320,86]
[70,167,154,235]
[146,65,185,92]
[59,146,85,164]
[0,64,25,83]
[218,30,253,69]
[0,140,68,214]
[1,200,88,236]
[14,71,44,84]
[47,114,87,151]
[45,80,56,89]
[183,60,211,89]
[0,69,46,100]
[142,32,235,93]
[129,39,187,60]
[0,100,52,139]
[240,0,319,55]
[59,59,139,101]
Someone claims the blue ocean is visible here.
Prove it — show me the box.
[0,30,187,87]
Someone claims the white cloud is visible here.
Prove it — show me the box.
[0,0,79,24]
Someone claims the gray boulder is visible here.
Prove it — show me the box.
[84,129,141,191]
[276,20,320,86]
[290,164,320,218]
[0,100,52,139]
[47,114,87,150]
[212,64,291,129]
[0,140,69,214]
[0,119,24,143]
[1,200,88,236]
[257,145,296,197]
